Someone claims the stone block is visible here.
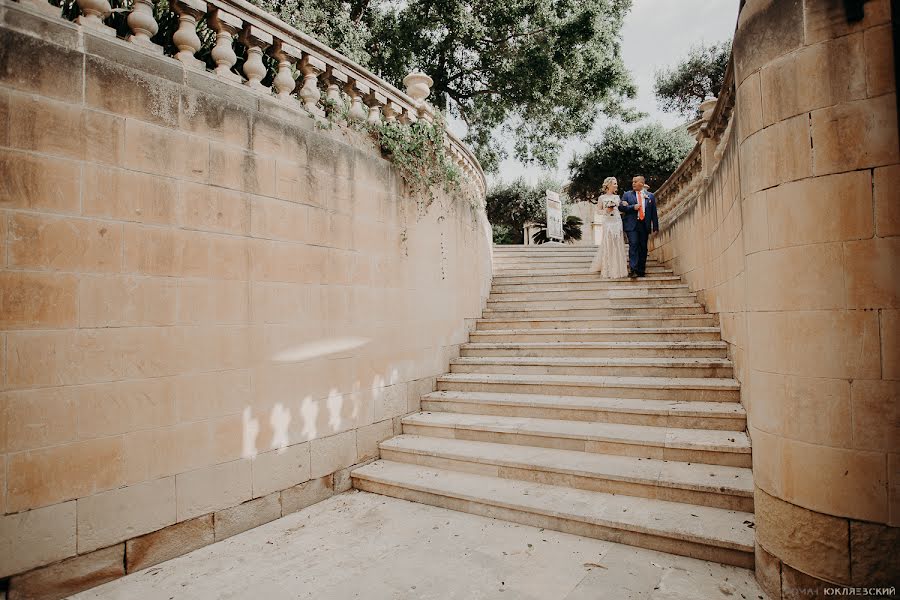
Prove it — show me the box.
[883,309,899,381]
[174,369,251,423]
[850,380,900,452]
[250,195,309,242]
[754,543,783,600]
[780,564,835,600]
[83,164,179,225]
[8,213,124,273]
[125,514,214,573]
[760,32,866,126]
[175,279,248,325]
[77,477,176,554]
[803,0,890,45]
[849,520,900,586]
[843,237,900,309]
[209,143,276,197]
[178,181,250,235]
[7,436,125,513]
[251,442,311,498]
[812,94,899,175]
[74,379,176,440]
[274,160,309,204]
[8,92,84,161]
[0,271,77,329]
[740,114,811,195]
[748,310,881,379]
[5,329,128,387]
[865,24,895,97]
[356,419,394,462]
[280,474,334,515]
[214,493,281,541]
[333,466,353,493]
[0,501,76,578]
[766,171,873,247]
[745,243,846,311]
[373,383,408,422]
[309,430,357,479]
[85,54,180,127]
[873,164,900,237]
[78,274,177,327]
[251,114,307,159]
[0,148,81,214]
[889,453,900,526]
[734,0,803,84]
[8,544,123,600]
[741,190,769,254]
[0,28,83,102]
[4,387,77,452]
[123,119,209,182]
[755,486,850,584]
[175,458,252,521]
[781,440,888,523]
[179,81,254,148]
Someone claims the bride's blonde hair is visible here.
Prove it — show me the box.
[601,177,617,194]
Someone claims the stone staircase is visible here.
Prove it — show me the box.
[352,245,755,569]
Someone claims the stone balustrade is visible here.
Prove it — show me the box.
[26,0,486,200]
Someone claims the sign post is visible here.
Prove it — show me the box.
[545,190,563,242]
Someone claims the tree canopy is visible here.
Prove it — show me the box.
[250,0,639,173]
[566,123,693,202]
[486,177,568,243]
[653,40,731,119]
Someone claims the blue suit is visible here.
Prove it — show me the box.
[620,190,659,276]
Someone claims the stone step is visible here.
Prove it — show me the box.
[494,267,673,276]
[379,435,754,511]
[492,273,682,284]
[482,305,708,318]
[469,327,723,343]
[449,357,734,378]
[493,260,667,269]
[486,296,698,310]
[494,255,638,262]
[437,373,741,403]
[351,461,755,568]
[401,412,751,467]
[476,315,719,330]
[460,341,729,359]
[490,282,689,294]
[489,289,692,302]
[419,391,746,431]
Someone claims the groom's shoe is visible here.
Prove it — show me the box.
[628,269,638,279]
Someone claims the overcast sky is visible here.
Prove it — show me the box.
[487,0,739,186]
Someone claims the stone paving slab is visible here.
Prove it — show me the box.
[69,491,768,600]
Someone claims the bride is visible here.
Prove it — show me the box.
[588,177,628,278]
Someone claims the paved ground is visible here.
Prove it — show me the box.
[71,491,768,600]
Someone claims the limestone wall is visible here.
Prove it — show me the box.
[0,1,492,587]
[651,0,898,595]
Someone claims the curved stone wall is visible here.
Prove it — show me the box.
[0,1,492,589]
[652,0,898,595]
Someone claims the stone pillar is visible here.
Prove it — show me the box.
[732,0,898,596]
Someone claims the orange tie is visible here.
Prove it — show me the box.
[638,192,645,221]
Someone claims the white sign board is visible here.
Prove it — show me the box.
[546,191,563,241]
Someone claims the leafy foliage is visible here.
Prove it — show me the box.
[567,123,694,202]
[653,40,731,119]
[531,215,583,244]
[365,0,638,172]
[486,177,568,242]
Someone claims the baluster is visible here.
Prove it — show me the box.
[127,0,160,50]
[241,26,272,91]
[298,54,326,116]
[321,67,348,117]
[172,0,206,68]
[345,79,370,122]
[271,42,301,100]
[382,101,400,124]
[207,8,242,81]
[366,92,387,125]
[76,0,115,34]
[398,106,417,125]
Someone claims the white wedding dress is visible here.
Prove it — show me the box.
[589,194,628,279]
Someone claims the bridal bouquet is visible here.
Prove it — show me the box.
[601,197,618,214]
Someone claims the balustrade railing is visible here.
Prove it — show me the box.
[12,0,486,199]
[656,58,736,225]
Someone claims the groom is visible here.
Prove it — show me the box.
[620,175,659,278]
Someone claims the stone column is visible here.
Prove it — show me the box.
[207,8,243,81]
[172,0,206,69]
[732,0,899,596]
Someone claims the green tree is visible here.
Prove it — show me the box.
[653,40,731,119]
[486,177,569,243]
[365,0,638,172]
[566,123,693,202]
